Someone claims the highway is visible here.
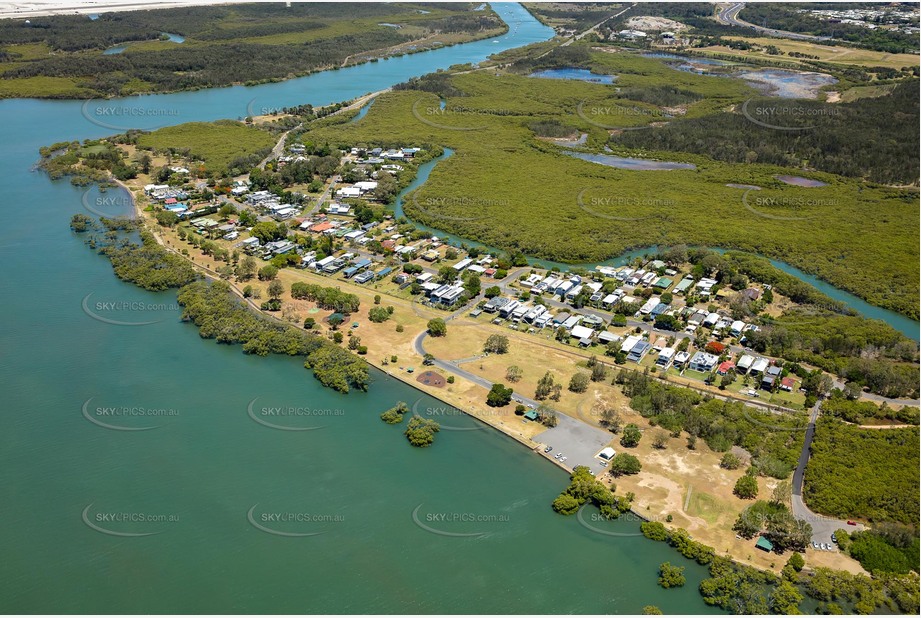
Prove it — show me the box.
[716,2,832,42]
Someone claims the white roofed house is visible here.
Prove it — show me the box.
[570,324,594,341]
[639,296,661,315]
[335,186,362,199]
[736,354,755,374]
[353,181,378,194]
[656,347,675,368]
[556,280,575,297]
[673,350,691,367]
[688,351,719,373]
[562,315,582,330]
[730,320,746,336]
[749,357,770,375]
[620,335,641,353]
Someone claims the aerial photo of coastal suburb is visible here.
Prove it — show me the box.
[0,0,918,616]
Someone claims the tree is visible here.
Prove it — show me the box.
[600,406,622,433]
[535,371,555,400]
[652,431,669,450]
[380,402,408,424]
[368,306,390,323]
[610,453,642,476]
[257,265,278,281]
[772,480,792,507]
[551,493,581,515]
[486,383,513,407]
[404,417,440,447]
[734,474,759,499]
[484,334,510,354]
[537,403,558,427]
[787,552,805,572]
[568,372,590,393]
[620,423,642,447]
[658,562,686,589]
[437,265,458,283]
[642,606,663,615]
[236,255,257,280]
[770,580,804,614]
[720,453,742,470]
[506,365,523,382]
[267,279,284,300]
[484,286,501,298]
[427,318,447,337]
[591,361,607,382]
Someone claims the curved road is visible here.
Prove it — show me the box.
[717,3,832,42]
[791,399,865,546]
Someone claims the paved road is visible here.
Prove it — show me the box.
[717,2,832,42]
[791,400,864,546]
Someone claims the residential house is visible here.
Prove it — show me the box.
[688,351,719,372]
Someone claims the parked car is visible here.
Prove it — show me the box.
[847,520,857,526]
[544,446,553,453]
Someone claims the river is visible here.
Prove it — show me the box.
[0,4,721,614]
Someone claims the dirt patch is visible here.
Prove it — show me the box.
[416,370,446,388]
[625,15,687,31]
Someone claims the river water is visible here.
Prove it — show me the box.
[0,4,722,614]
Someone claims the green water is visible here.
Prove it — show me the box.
[0,4,721,613]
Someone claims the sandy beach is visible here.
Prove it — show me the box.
[0,0,246,19]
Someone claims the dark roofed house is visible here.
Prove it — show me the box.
[762,365,782,390]
[755,536,774,552]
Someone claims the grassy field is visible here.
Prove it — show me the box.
[838,83,900,103]
[702,37,919,71]
[136,121,275,175]
[299,55,919,317]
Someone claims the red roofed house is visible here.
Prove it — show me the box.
[780,377,796,392]
[717,360,735,375]
[309,222,334,233]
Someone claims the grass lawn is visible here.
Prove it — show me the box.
[701,37,919,70]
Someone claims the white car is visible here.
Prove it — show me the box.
[560,457,567,463]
